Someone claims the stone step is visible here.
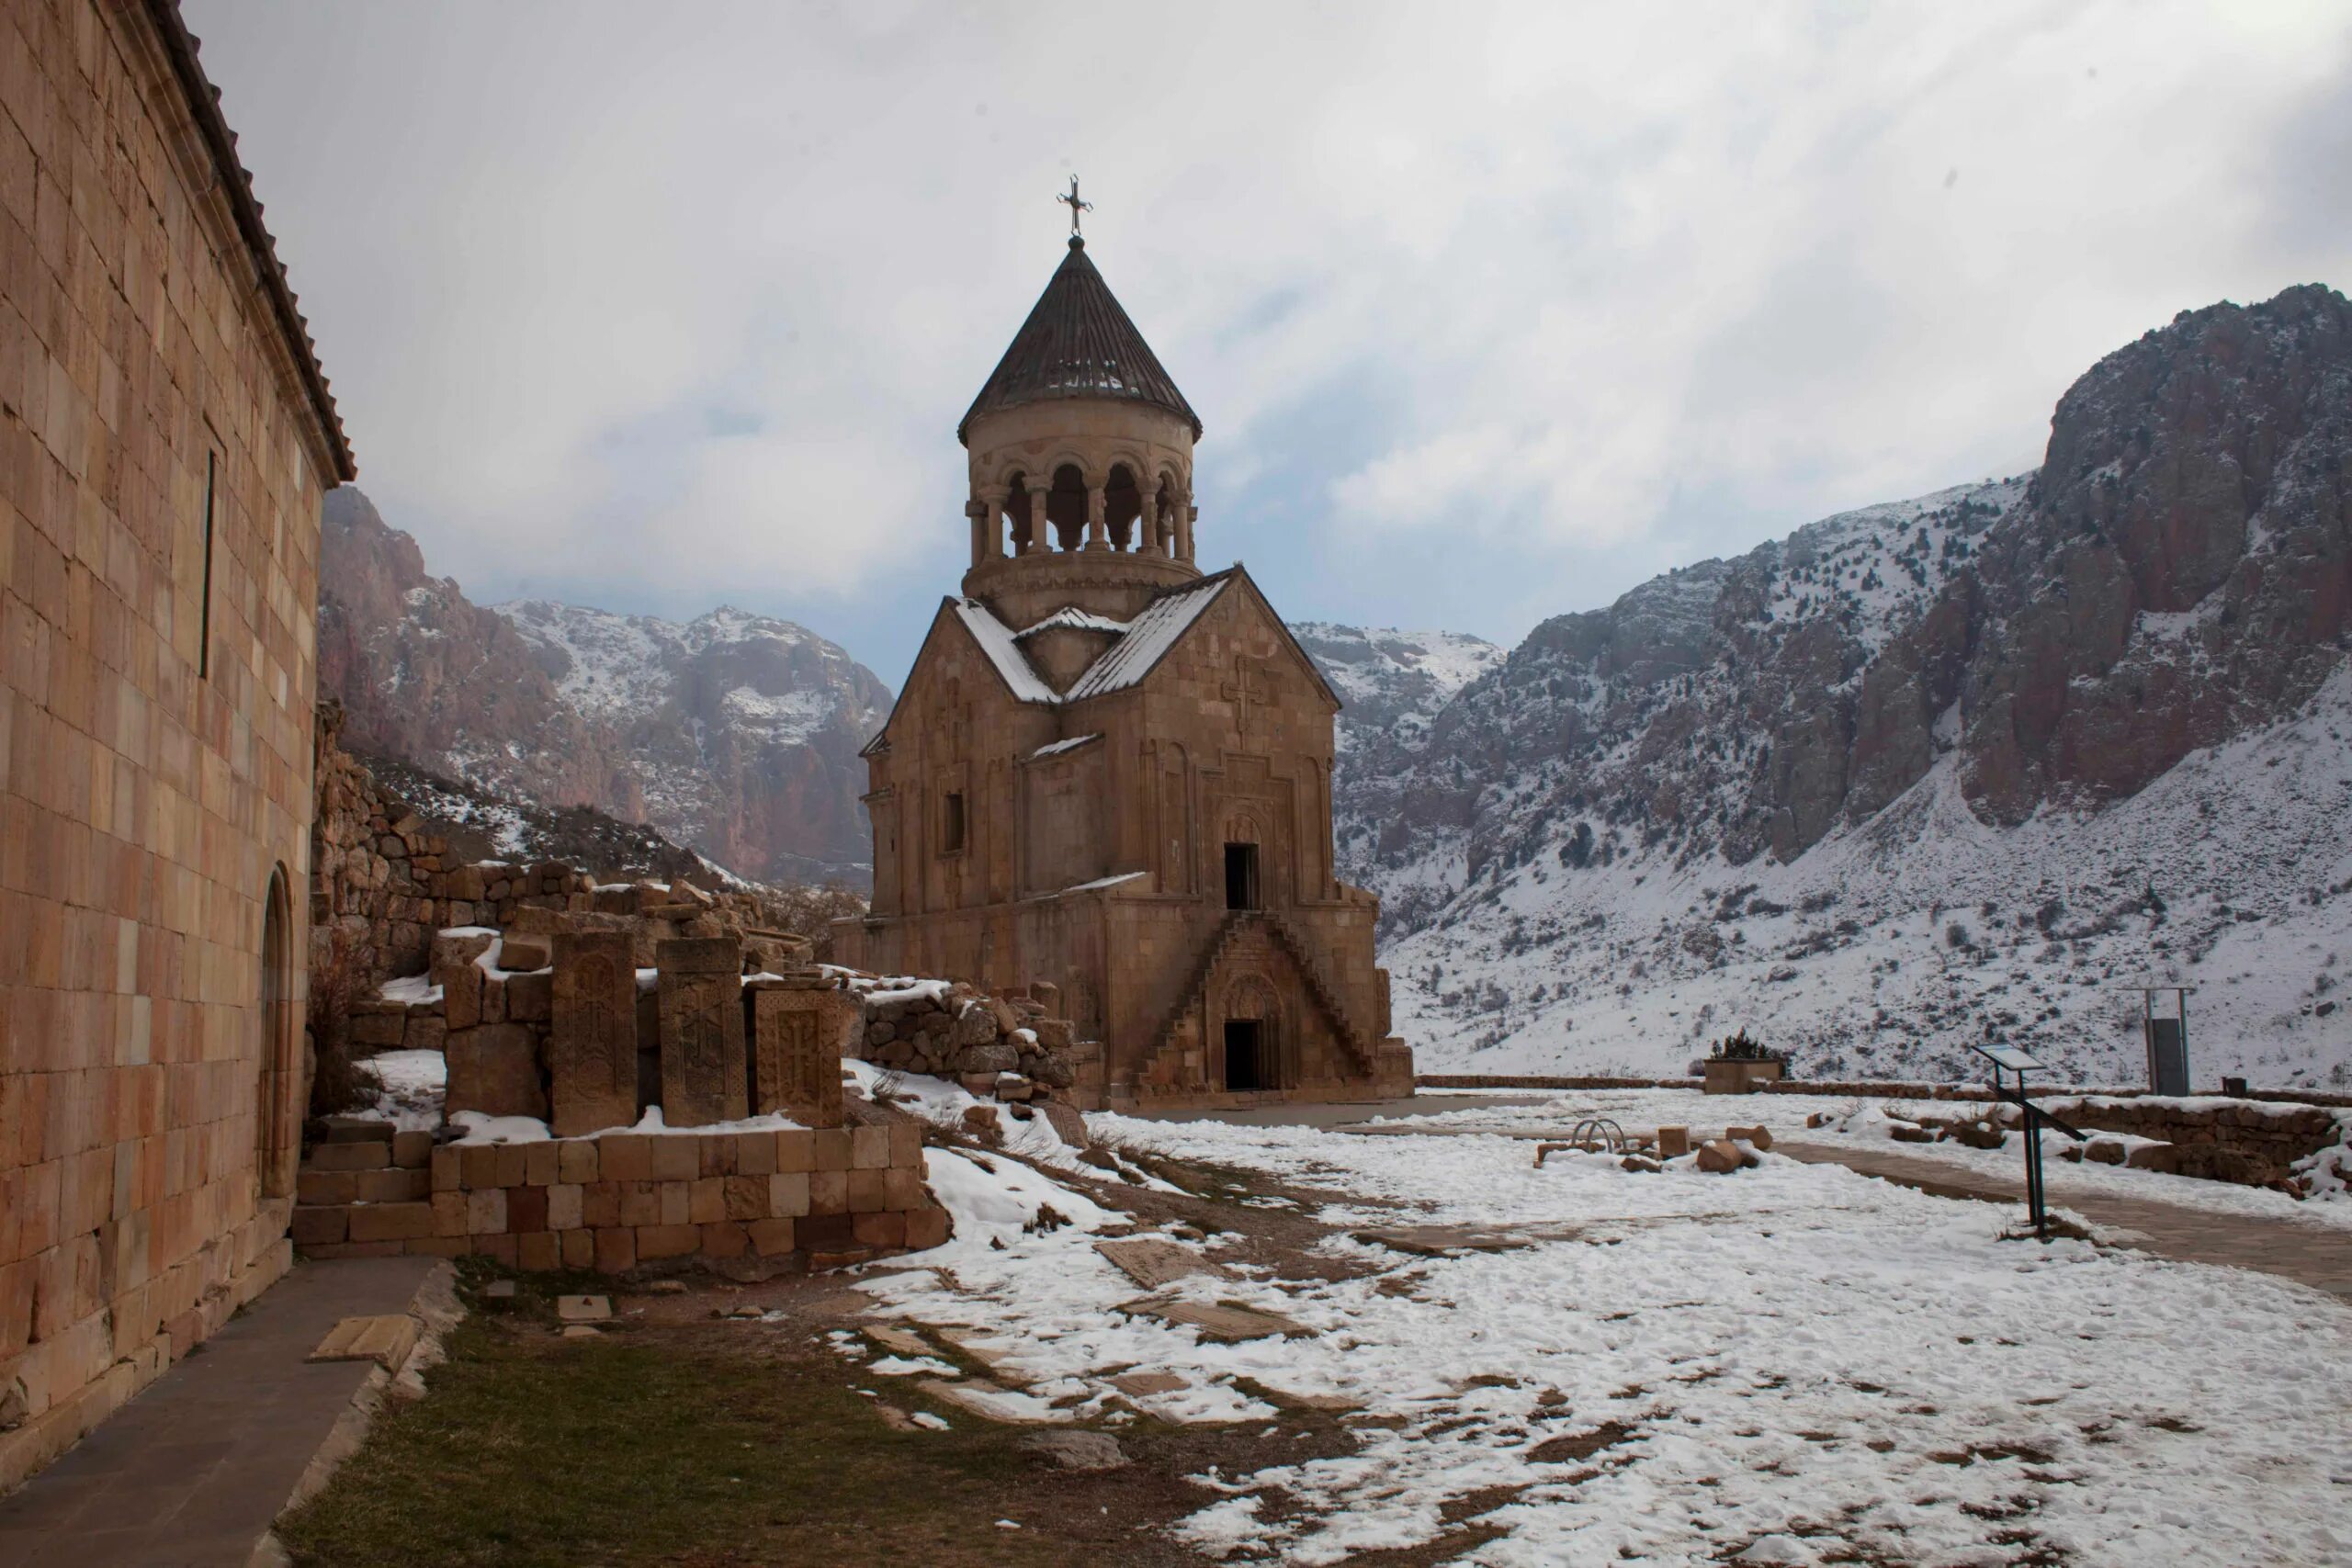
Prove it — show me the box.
[315,1115,395,1145]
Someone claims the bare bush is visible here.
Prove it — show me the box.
[306,918,368,1116]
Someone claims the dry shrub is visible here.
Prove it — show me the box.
[307,918,368,1116]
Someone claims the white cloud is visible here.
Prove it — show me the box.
[187,0,2350,650]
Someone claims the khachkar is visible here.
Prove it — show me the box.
[550,931,639,1136]
[750,975,855,1128]
[658,937,748,1125]
[828,199,1416,1110]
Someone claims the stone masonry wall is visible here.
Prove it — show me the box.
[291,1118,946,1272]
[1,0,348,1493]
[311,700,600,996]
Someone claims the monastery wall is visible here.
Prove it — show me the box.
[1,0,348,1489]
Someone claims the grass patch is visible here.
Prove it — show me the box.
[277,1316,1060,1567]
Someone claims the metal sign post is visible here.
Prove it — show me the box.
[1970,1043,2088,1242]
[2136,987,2191,1095]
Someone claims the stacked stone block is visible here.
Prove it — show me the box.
[312,708,816,1032]
[311,704,605,999]
[293,1121,948,1272]
[857,980,1091,1103]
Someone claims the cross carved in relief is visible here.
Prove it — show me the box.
[1222,656,1268,736]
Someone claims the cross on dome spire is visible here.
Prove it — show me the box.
[1057,175,1092,240]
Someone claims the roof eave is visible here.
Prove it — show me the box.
[142,1,355,482]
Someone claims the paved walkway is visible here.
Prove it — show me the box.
[1773,1139,2352,1304]
[0,1254,437,1568]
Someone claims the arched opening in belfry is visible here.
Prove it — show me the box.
[1154,475,1182,558]
[1046,463,1089,551]
[1104,464,1142,552]
[1002,473,1034,556]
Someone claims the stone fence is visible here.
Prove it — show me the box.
[855,976,1098,1106]
[292,1115,946,1273]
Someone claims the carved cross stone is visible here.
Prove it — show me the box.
[1221,655,1268,736]
[656,937,746,1126]
[752,983,854,1128]
[550,931,639,1137]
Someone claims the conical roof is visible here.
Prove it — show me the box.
[958,237,1201,445]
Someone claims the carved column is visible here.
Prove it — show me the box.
[1180,500,1198,562]
[1027,487,1050,554]
[1084,483,1108,550]
[1139,491,1162,558]
[965,498,987,568]
[978,485,1009,560]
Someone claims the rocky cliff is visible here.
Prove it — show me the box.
[317,490,891,886]
[319,489,636,818]
[495,600,892,887]
[1340,285,2352,1089]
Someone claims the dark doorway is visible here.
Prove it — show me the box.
[1224,842,1259,910]
[1225,1020,1262,1091]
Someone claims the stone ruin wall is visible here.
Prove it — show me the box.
[1868,1096,2346,1190]
[293,1118,948,1273]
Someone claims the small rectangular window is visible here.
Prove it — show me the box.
[941,791,967,855]
[198,450,217,679]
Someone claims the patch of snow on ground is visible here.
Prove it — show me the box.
[859,1109,2352,1564]
[356,1049,447,1131]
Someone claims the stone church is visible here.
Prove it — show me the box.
[832,233,1413,1108]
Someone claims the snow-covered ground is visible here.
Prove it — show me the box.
[856,1104,2352,1565]
[1353,1088,2352,1232]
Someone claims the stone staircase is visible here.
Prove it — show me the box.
[1261,911,1378,1074]
[1144,910,1377,1081]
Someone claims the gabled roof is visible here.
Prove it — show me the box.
[1014,607,1130,639]
[1062,575,1227,699]
[951,598,1060,705]
[865,566,1340,755]
[958,237,1201,445]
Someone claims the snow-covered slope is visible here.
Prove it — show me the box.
[1386,663,2352,1088]
[496,600,893,886]
[1292,623,1507,756]
[1352,285,2352,1089]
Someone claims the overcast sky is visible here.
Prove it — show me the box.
[187,1,2350,685]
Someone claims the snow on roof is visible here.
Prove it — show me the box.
[953,599,1061,705]
[1063,577,1230,701]
[1015,607,1130,639]
[1030,733,1102,760]
[1035,870,1148,897]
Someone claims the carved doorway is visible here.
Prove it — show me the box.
[1218,975,1283,1092]
[1224,1020,1262,1090]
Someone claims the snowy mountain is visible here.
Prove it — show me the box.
[317,489,891,887]
[1292,623,1507,757]
[496,600,892,886]
[1347,284,2352,1090]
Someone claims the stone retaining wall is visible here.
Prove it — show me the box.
[291,1119,947,1273]
[1415,1074,2352,1109]
[2041,1097,2346,1178]
[311,702,597,995]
